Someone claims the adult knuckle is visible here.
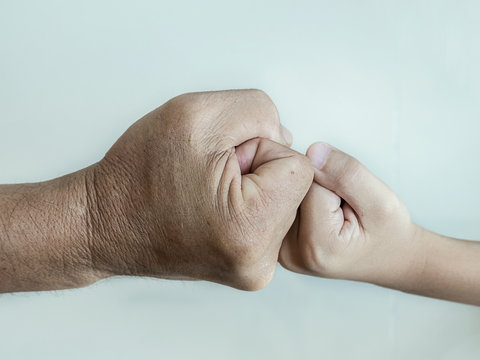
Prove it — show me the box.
[166,92,188,110]
[161,92,209,144]
[169,93,199,116]
[247,89,279,123]
[234,264,275,291]
[247,88,270,101]
[160,94,191,128]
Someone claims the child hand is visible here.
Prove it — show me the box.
[279,143,422,290]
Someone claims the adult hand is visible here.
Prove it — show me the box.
[87,90,313,290]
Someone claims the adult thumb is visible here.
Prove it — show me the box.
[236,138,313,224]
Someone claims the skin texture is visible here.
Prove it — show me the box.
[1,91,479,305]
[279,142,480,306]
[0,171,98,292]
[0,89,314,293]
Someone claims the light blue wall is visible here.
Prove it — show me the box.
[1,1,480,359]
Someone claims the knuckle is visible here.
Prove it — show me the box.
[233,263,276,291]
[247,88,270,101]
[166,92,189,110]
[161,92,207,144]
[248,89,280,124]
[222,230,277,291]
[160,94,193,130]
[165,93,197,117]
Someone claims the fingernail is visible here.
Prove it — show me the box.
[308,143,332,170]
[281,125,293,145]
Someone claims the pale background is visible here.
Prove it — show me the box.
[1,1,480,359]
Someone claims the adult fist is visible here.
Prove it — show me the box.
[86,90,313,290]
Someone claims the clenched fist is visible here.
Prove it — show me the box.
[279,142,480,305]
[85,90,313,290]
[279,142,415,286]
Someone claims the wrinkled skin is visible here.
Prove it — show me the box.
[87,90,314,290]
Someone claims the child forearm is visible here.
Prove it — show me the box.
[403,226,480,305]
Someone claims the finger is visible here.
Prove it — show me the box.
[235,137,313,244]
[278,213,305,274]
[280,183,342,272]
[235,138,260,175]
[300,182,344,236]
[300,183,359,241]
[306,142,392,220]
[242,138,313,205]
[279,182,357,276]
[214,89,292,147]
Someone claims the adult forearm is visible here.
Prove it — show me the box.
[0,90,310,294]
[0,168,101,293]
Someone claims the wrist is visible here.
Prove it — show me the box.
[55,168,109,287]
[83,159,155,278]
[400,224,431,292]
[83,162,125,278]
[368,223,430,294]
[400,228,480,304]
[0,169,104,292]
